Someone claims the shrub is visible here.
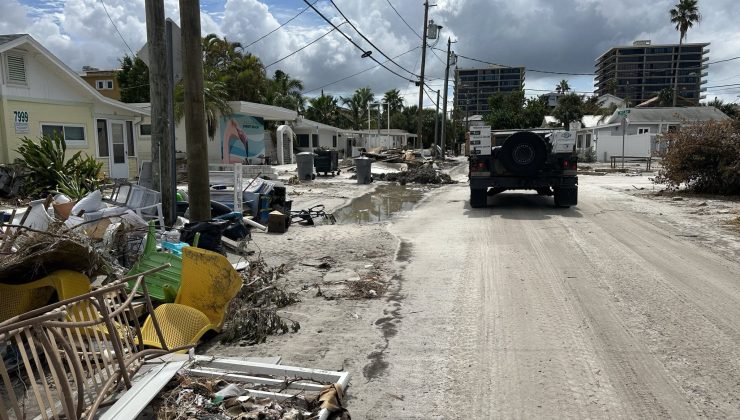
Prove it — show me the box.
[654,120,740,195]
[16,134,104,198]
[578,148,596,163]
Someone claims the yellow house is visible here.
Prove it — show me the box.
[0,34,148,179]
[80,68,122,101]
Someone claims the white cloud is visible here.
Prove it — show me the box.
[2,0,739,104]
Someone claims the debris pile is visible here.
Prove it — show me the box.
[374,164,454,185]
[220,258,301,345]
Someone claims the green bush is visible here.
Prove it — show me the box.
[654,120,740,195]
[16,134,104,198]
[578,148,596,163]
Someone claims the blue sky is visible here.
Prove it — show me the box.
[6,0,740,107]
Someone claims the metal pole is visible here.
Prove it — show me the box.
[621,117,626,169]
[416,1,430,147]
[441,38,451,158]
[434,90,440,154]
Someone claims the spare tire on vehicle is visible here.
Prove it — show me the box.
[500,131,547,176]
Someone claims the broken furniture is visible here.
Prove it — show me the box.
[100,183,165,229]
[126,222,186,302]
[140,246,242,351]
[186,356,350,420]
[291,204,337,226]
[0,270,176,419]
[0,269,91,323]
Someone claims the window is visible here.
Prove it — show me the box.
[5,52,27,86]
[297,134,309,147]
[312,134,319,147]
[96,79,114,90]
[577,134,584,149]
[97,119,109,157]
[585,133,592,148]
[140,124,152,136]
[41,123,86,147]
[126,121,135,157]
[638,127,650,134]
[332,135,337,148]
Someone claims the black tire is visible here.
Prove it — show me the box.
[553,187,578,207]
[470,188,487,208]
[500,132,547,176]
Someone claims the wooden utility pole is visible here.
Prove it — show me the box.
[416,1,430,147]
[179,0,210,221]
[144,0,169,196]
[440,37,455,158]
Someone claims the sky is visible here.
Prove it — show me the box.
[2,0,739,108]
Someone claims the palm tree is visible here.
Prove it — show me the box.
[340,87,374,130]
[264,70,305,111]
[306,93,339,125]
[555,79,570,94]
[174,69,232,140]
[383,89,404,115]
[670,0,701,106]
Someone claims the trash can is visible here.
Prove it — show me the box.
[314,149,339,176]
[354,157,372,184]
[296,152,315,181]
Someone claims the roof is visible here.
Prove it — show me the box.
[595,42,709,61]
[542,114,606,128]
[604,107,729,125]
[228,101,297,121]
[0,34,147,116]
[294,117,341,131]
[0,34,24,46]
[354,128,416,136]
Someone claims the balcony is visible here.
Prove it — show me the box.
[703,48,710,55]
[702,57,709,62]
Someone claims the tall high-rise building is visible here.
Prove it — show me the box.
[595,40,709,105]
[454,65,525,116]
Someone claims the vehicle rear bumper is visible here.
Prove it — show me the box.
[470,176,578,190]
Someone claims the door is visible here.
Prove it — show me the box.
[109,121,128,179]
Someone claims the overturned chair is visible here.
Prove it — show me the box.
[0,267,182,419]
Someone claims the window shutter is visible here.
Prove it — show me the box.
[6,54,27,85]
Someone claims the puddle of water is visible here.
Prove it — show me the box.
[333,184,429,224]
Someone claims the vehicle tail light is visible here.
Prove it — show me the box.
[561,159,577,170]
[471,161,487,172]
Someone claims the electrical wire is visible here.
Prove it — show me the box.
[386,0,421,39]
[244,0,318,49]
[329,0,418,78]
[303,0,415,82]
[304,46,419,93]
[265,22,344,68]
[100,0,134,57]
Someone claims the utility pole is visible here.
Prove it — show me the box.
[179,0,210,221]
[441,37,455,158]
[433,90,440,153]
[144,0,170,202]
[416,1,430,148]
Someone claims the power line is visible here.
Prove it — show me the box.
[100,0,134,57]
[265,22,344,68]
[384,0,445,66]
[386,0,421,39]
[303,0,415,83]
[244,0,318,49]
[329,0,417,78]
[304,46,420,93]
[709,56,740,65]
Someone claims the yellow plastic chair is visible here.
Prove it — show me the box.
[0,270,91,324]
[140,247,242,351]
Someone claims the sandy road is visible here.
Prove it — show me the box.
[357,174,740,418]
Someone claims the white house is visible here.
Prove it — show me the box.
[0,34,148,179]
[591,107,730,162]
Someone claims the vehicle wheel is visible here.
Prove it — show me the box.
[337,169,341,175]
[500,132,547,176]
[536,187,551,196]
[470,188,487,208]
[554,187,577,207]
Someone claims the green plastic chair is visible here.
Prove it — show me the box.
[126,222,198,302]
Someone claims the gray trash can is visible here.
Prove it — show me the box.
[354,157,372,184]
[296,152,315,181]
